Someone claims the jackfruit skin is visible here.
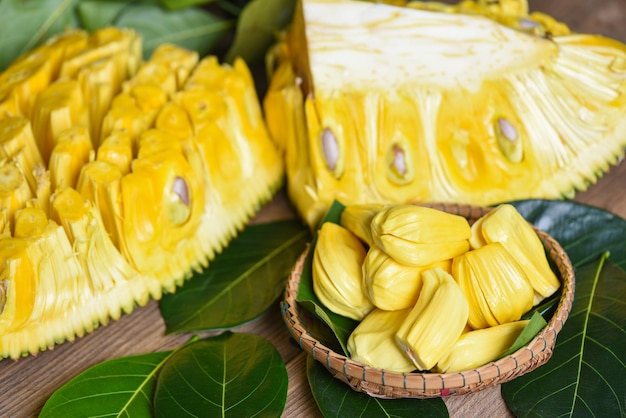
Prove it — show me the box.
[264,0,626,227]
[0,28,284,359]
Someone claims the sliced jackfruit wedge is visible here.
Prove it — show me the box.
[0,28,284,359]
[264,0,626,227]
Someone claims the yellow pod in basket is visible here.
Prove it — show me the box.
[395,267,469,371]
[452,242,535,330]
[435,319,530,373]
[470,203,560,304]
[371,204,471,266]
[347,308,416,373]
[312,222,374,320]
[340,203,385,247]
[362,245,452,311]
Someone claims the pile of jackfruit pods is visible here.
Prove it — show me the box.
[312,203,561,373]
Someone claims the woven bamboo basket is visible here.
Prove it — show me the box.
[281,203,576,398]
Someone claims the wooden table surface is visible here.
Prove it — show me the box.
[1,1,625,417]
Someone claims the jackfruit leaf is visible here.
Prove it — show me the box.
[0,0,80,70]
[224,0,295,64]
[521,290,561,321]
[41,333,287,418]
[295,200,360,355]
[510,199,626,270]
[76,1,132,31]
[115,4,234,59]
[39,349,175,417]
[500,312,548,359]
[0,0,239,71]
[160,0,214,11]
[154,332,288,418]
[503,199,626,417]
[160,219,311,333]
[306,355,449,418]
[502,254,626,417]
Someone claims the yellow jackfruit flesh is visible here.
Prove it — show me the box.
[1,208,94,355]
[362,245,451,311]
[49,127,93,190]
[264,0,626,227]
[452,242,535,329]
[340,203,384,247]
[0,117,44,192]
[470,204,560,304]
[0,28,283,359]
[335,203,556,372]
[370,204,471,266]
[312,222,374,320]
[50,187,154,317]
[434,319,530,373]
[95,132,133,174]
[0,162,33,222]
[395,267,469,371]
[347,308,416,373]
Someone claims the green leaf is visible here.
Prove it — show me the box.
[154,332,288,418]
[500,312,548,359]
[511,199,626,270]
[224,0,295,64]
[160,219,311,333]
[499,201,626,416]
[521,290,560,321]
[114,3,234,59]
[0,0,80,71]
[160,0,215,11]
[295,200,359,355]
[76,0,130,31]
[215,0,246,16]
[502,254,626,417]
[41,333,287,418]
[0,0,239,70]
[306,355,449,418]
[40,350,175,417]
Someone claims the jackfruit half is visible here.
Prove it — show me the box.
[0,28,284,359]
[264,0,626,227]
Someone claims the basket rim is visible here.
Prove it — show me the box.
[281,202,576,398]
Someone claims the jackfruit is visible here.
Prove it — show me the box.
[335,203,557,373]
[264,0,626,227]
[395,267,469,371]
[0,28,283,359]
[347,308,416,373]
[470,204,560,304]
[362,245,452,311]
[370,204,471,266]
[452,242,535,329]
[434,319,530,373]
[312,222,374,320]
[339,203,384,247]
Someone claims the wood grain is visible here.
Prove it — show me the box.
[1,1,625,417]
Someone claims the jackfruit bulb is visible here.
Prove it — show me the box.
[264,0,626,227]
[0,28,283,359]
[320,203,560,372]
